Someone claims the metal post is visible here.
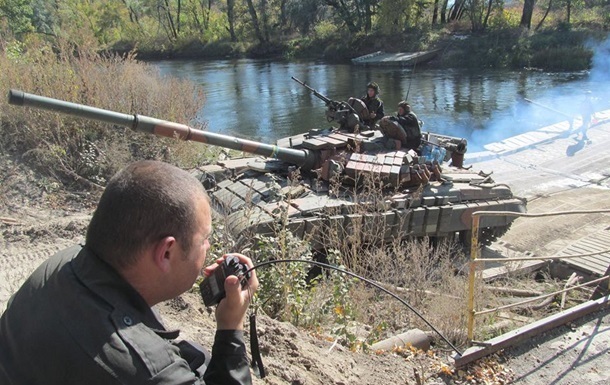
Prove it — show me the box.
[467,214,480,343]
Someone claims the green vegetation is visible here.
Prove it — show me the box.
[1,0,608,68]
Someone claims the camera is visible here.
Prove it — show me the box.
[199,255,251,307]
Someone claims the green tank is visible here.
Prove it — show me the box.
[8,88,526,248]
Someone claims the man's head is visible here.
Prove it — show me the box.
[86,160,210,271]
[367,82,380,97]
[398,101,411,116]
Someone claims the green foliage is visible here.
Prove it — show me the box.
[0,0,34,34]
[531,45,592,70]
[0,0,606,65]
[248,231,313,325]
[325,249,359,348]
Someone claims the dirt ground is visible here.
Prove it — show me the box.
[1,150,609,384]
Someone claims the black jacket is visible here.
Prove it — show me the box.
[0,246,252,385]
[390,112,421,149]
[361,95,384,126]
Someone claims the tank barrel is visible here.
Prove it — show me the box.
[8,90,315,169]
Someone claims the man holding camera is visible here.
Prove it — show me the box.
[0,160,258,385]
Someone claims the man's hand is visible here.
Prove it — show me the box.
[203,253,258,330]
[370,112,376,119]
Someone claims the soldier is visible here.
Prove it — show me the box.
[382,101,422,150]
[361,82,385,128]
[576,91,595,142]
[0,160,259,385]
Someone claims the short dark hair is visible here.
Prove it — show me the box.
[86,160,207,269]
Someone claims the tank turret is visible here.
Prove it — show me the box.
[8,88,526,249]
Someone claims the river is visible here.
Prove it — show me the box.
[153,59,599,151]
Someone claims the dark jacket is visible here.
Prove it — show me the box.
[0,246,252,385]
[361,95,384,126]
[390,112,421,149]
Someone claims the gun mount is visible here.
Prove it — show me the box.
[8,88,526,249]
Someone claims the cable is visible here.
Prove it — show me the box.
[243,259,463,356]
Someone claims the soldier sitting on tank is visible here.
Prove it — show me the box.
[360,82,384,129]
[379,101,422,150]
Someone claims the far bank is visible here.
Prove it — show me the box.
[119,28,607,72]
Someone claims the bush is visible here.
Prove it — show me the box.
[0,37,213,189]
[531,46,593,71]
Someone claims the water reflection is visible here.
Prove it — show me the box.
[153,59,596,150]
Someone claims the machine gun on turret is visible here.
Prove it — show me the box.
[291,76,362,132]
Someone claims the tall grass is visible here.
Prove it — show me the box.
[0,37,213,189]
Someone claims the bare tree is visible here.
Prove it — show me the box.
[535,0,553,31]
[520,0,536,28]
[226,0,237,41]
[245,0,266,44]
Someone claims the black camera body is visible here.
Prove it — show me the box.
[199,255,251,307]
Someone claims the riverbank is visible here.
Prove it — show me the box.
[121,28,607,71]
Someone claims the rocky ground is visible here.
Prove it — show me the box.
[2,118,610,384]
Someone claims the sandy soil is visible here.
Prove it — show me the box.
[2,150,609,384]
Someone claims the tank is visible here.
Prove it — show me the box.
[8,88,526,249]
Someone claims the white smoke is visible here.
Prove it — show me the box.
[468,36,610,152]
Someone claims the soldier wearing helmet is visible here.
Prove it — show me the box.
[387,101,421,150]
[360,82,384,128]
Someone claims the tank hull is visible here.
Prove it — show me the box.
[195,129,526,248]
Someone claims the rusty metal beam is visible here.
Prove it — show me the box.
[453,294,610,368]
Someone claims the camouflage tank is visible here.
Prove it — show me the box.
[8,88,526,249]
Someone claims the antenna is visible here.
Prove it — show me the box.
[405,59,417,102]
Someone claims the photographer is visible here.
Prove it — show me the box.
[0,160,258,385]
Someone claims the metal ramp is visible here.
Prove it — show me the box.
[557,228,610,276]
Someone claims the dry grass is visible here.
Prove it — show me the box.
[0,37,214,189]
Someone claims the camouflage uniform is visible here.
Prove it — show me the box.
[0,246,251,385]
[361,82,384,128]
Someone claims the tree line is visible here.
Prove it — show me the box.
[0,0,607,51]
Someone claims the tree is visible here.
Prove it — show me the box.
[226,0,237,41]
[324,0,380,33]
[0,0,34,34]
[535,0,553,30]
[285,0,321,35]
[465,0,497,32]
[432,0,440,24]
[449,0,466,21]
[440,0,449,22]
[157,0,180,40]
[520,0,536,28]
[245,0,266,44]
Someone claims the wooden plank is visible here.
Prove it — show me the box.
[314,135,345,146]
[328,132,357,140]
[302,137,335,150]
[453,295,610,368]
[277,136,303,148]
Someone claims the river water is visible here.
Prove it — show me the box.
[153,59,601,151]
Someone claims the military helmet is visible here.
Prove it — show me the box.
[367,82,380,94]
[398,101,411,112]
